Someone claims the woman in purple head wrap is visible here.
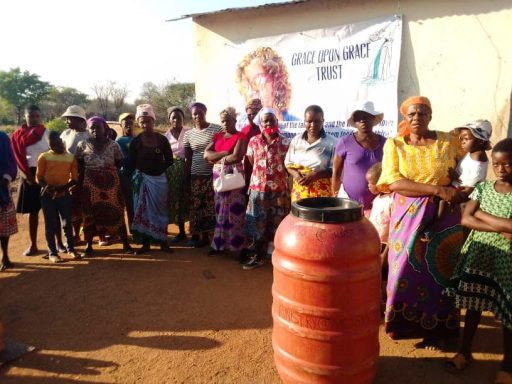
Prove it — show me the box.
[75,116,134,255]
[86,116,117,141]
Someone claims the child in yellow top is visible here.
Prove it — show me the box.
[36,131,80,262]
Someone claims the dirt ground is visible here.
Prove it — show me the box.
[0,216,506,383]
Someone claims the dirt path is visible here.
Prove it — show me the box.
[0,218,505,383]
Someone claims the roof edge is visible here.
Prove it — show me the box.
[166,0,309,22]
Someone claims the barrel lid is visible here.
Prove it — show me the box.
[291,197,363,223]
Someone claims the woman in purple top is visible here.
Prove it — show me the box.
[331,101,386,215]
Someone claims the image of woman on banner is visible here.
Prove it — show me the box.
[236,46,298,124]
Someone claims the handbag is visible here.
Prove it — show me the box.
[213,160,245,193]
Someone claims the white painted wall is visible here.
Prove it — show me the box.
[192,0,511,140]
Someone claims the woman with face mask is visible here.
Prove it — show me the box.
[241,108,291,270]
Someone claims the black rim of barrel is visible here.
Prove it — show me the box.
[291,197,363,223]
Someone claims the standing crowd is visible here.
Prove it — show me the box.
[0,96,511,382]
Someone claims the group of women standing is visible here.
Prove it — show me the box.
[1,96,511,381]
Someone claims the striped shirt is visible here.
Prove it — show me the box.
[183,124,221,175]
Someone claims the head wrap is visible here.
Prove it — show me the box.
[245,98,263,111]
[398,96,432,136]
[188,102,207,113]
[118,112,135,123]
[167,106,185,119]
[220,107,237,121]
[254,107,279,136]
[135,104,156,121]
[87,116,108,129]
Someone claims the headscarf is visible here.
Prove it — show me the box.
[245,98,263,111]
[254,107,279,136]
[167,106,184,119]
[136,104,156,120]
[87,116,108,129]
[220,107,237,121]
[188,102,207,113]
[87,116,114,139]
[398,96,432,136]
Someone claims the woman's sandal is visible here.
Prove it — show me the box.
[414,338,443,351]
[160,243,173,254]
[136,244,151,255]
[122,246,135,255]
[0,259,13,271]
[444,353,473,374]
[83,246,93,257]
[495,370,512,384]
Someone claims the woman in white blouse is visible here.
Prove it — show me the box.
[285,105,336,202]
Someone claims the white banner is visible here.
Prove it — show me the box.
[230,15,402,139]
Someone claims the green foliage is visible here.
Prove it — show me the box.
[45,117,67,133]
[0,98,15,124]
[42,86,89,120]
[136,81,195,125]
[0,67,52,124]
[0,125,17,135]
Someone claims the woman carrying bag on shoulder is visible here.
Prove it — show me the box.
[204,107,247,256]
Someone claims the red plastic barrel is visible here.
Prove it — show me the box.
[272,197,381,384]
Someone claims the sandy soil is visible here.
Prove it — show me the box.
[0,216,506,383]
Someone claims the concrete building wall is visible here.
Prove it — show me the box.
[192,0,511,141]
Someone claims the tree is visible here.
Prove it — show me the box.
[0,98,15,125]
[0,67,52,124]
[91,81,130,120]
[109,82,129,118]
[136,81,195,125]
[41,86,89,120]
[91,83,110,119]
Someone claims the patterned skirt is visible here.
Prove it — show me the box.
[245,189,291,243]
[446,234,512,330]
[166,158,189,224]
[211,163,246,251]
[0,201,18,237]
[384,193,463,340]
[131,170,169,243]
[70,189,83,226]
[291,176,332,202]
[189,175,215,234]
[81,167,126,238]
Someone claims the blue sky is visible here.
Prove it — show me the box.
[0,0,290,102]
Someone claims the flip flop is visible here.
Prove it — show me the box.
[445,353,473,374]
[495,370,512,384]
[22,247,38,257]
[122,246,136,255]
[170,234,186,244]
[0,260,13,271]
